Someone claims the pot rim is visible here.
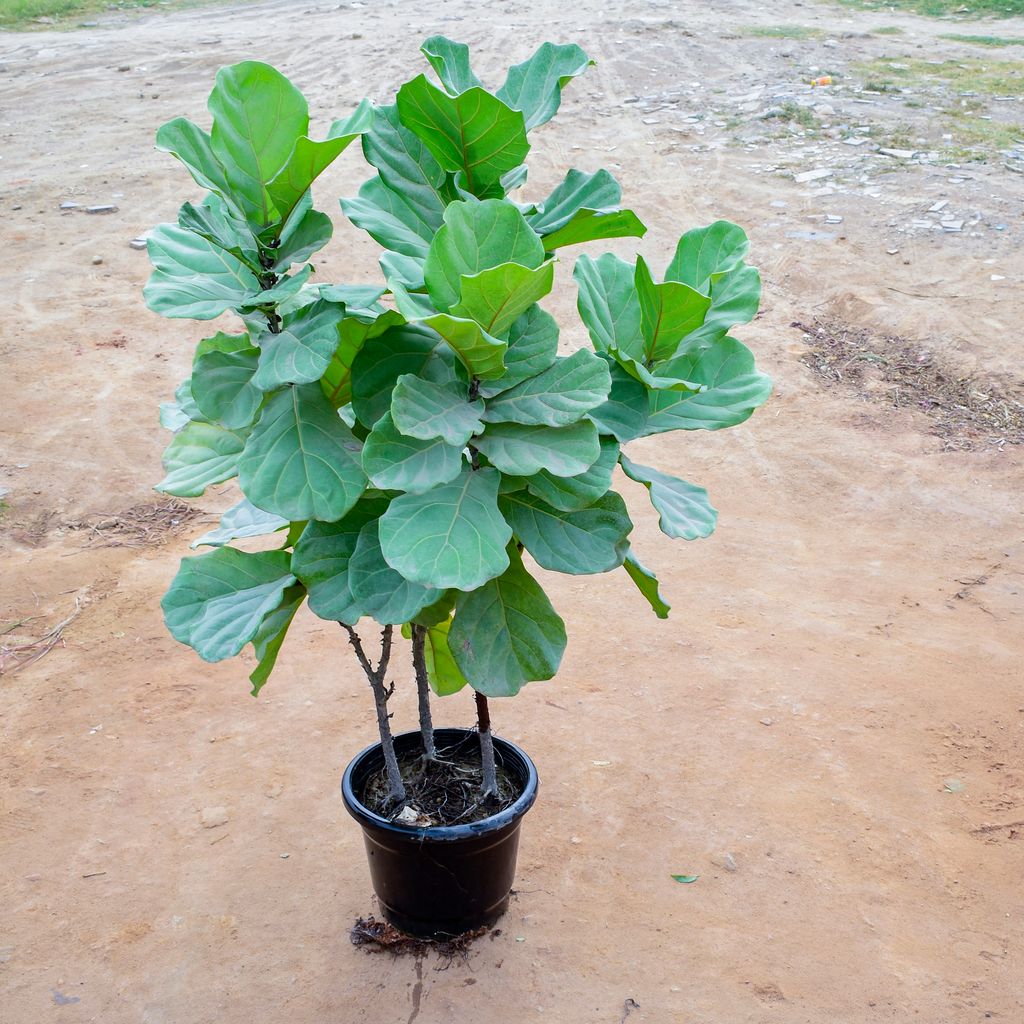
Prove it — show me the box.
[341,727,538,841]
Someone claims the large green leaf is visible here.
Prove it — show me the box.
[422,313,508,380]
[378,466,511,590]
[420,618,469,696]
[451,261,555,337]
[156,421,247,497]
[396,75,529,196]
[586,359,649,442]
[350,323,456,427]
[207,61,309,229]
[619,454,717,540]
[644,336,772,434]
[156,117,236,210]
[474,420,600,477]
[542,208,647,251]
[573,252,642,357]
[191,497,289,548]
[144,224,259,320]
[622,549,671,619]
[683,264,762,346]
[496,42,593,131]
[421,36,483,95]
[390,375,484,448]
[424,199,545,311]
[348,520,436,625]
[191,344,262,430]
[499,490,632,574]
[271,196,333,270]
[239,384,367,521]
[635,255,712,363]
[320,309,407,409]
[249,583,305,695]
[160,377,202,433]
[664,220,750,293]
[341,175,437,258]
[526,435,619,511]
[161,547,295,662]
[528,168,621,235]
[481,348,611,427]
[478,304,559,398]
[291,498,387,622]
[252,298,346,390]
[362,412,465,494]
[177,194,259,268]
[449,546,566,696]
[264,100,371,228]
[362,103,448,235]
[238,265,312,312]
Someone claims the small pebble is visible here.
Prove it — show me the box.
[759,717,774,726]
[279,853,290,859]
[91,256,103,266]
[200,806,228,829]
[85,205,117,215]
[59,201,79,210]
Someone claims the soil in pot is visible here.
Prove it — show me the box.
[362,735,519,826]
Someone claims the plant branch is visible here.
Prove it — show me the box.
[475,690,498,801]
[341,622,406,805]
[410,625,437,760]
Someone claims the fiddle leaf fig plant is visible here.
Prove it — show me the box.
[148,39,771,817]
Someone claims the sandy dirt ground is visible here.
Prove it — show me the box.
[1,0,1023,1021]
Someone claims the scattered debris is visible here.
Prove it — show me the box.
[795,318,1024,451]
[59,201,79,210]
[621,998,641,1023]
[944,778,965,793]
[878,147,916,159]
[66,498,203,548]
[91,256,103,266]
[712,852,739,872]
[0,599,82,676]
[671,874,700,883]
[929,200,949,213]
[129,236,149,250]
[85,204,117,214]
[200,807,229,829]
[52,991,80,1006]
[350,915,489,962]
[794,168,833,183]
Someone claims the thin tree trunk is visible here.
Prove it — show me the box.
[410,625,437,760]
[341,623,406,805]
[475,690,498,800]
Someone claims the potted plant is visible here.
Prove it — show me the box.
[146,38,771,939]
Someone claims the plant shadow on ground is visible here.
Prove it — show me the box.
[795,319,1024,451]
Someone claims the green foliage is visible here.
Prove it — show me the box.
[148,39,770,699]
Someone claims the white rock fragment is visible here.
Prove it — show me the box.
[200,807,229,829]
[793,168,833,183]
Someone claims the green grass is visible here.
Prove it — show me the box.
[840,0,1024,16]
[940,33,1024,46]
[874,25,905,34]
[764,101,820,130]
[856,57,1024,96]
[0,0,218,28]
[741,24,824,39]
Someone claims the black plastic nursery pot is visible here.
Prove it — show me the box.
[341,727,538,939]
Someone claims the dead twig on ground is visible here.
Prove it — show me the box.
[66,498,205,548]
[0,599,82,676]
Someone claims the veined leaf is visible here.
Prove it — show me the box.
[411,590,458,628]
[573,252,643,358]
[420,618,469,696]
[449,546,566,696]
[291,498,387,623]
[239,384,367,522]
[271,201,333,270]
[178,193,260,268]
[424,199,545,311]
[619,454,717,540]
[320,309,406,410]
[156,116,236,204]
[156,421,246,497]
[526,435,619,511]
[528,168,621,235]
[665,220,750,293]
[421,36,483,95]
[499,490,632,574]
[481,348,611,427]
[635,255,712,363]
[378,465,511,591]
[350,323,456,427]
[238,265,312,312]
[144,224,260,320]
[496,42,593,131]
[396,75,529,195]
[317,283,387,314]
[542,208,647,251]
[684,264,762,346]
[207,61,309,229]
[249,583,305,694]
[349,520,436,625]
[391,375,484,447]
[622,550,671,619]
[191,497,289,548]
[586,359,649,442]
[644,336,773,434]
[161,547,296,662]
[191,344,262,430]
[474,419,600,477]
[252,298,346,390]
[478,304,559,398]
[451,260,555,337]
[423,312,508,381]
[362,412,465,494]
[341,175,437,258]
